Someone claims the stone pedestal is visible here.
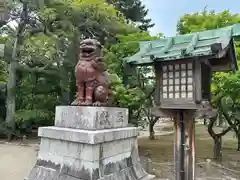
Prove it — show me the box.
[26,106,155,180]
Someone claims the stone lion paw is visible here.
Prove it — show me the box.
[71,99,85,106]
[93,101,102,106]
[83,100,93,106]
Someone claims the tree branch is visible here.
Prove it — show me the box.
[208,116,231,138]
[16,63,59,76]
[221,103,238,132]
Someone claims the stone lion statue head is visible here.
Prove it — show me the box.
[78,38,103,61]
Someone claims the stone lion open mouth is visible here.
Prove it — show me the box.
[79,39,101,58]
[80,46,95,57]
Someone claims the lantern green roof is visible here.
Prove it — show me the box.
[125,24,240,70]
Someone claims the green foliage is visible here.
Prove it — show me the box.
[177,10,240,34]
[0,0,156,136]
[43,0,137,44]
[110,73,146,107]
[0,58,6,83]
[14,109,54,129]
[0,109,54,137]
[104,32,157,76]
[107,72,145,125]
[106,0,154,31]
[105,31,157,88]
[0,36,8,83]
[104,32,159,125]
[20,35,58,68]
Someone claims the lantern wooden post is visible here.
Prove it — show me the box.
[173,111,195,180]
[184,112,196,180]
[174,112,181,180]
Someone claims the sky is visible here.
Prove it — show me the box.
[142,0,240,37]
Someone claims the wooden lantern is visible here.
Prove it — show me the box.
[155,59,211,110]
[125,24,240,180]
[125,24,240,113]
[154,40,237,112]
[124,24,240,180]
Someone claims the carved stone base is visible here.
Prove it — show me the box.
[25,106,155,180]
[54,106,128,130]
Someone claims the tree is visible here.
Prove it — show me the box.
[1,0,157,139]
[177,10,240,35]
[44,0,137,43]
[2,0,59,139]
[177,10,240,156]
[213,72,240,151]
[0,57,6,83]
[1,0,139,138]
[0,36,8,128]
[106,0,154,31]
[5,0,29,140]
[208,116,231,161]
[0,59,6,124]
[105,32,161,137]
[41,0,139,102]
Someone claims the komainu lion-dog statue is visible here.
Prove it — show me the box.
[71,39,112,106]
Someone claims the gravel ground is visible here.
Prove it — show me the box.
[0,142,37,180]
[0,130,171,180]
[1,124,238,180]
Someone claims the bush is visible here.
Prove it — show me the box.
[14,109,54,134]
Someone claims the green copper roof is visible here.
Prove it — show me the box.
[125,24,240,65]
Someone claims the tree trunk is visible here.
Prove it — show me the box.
[5,41,18,141]
[60,70,70,105]
[149,121,155,140]
[218,113,223,127]
[208,116,231,161]
[5,2,27,141]
[237,125,240,151]
[237,133,240,151]
[213,136,222,161]
[204,119,207,125]
[149,117,158,140]
[221,105,240,151]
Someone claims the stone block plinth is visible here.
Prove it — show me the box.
[55,106,128,130]
[25,106,155,180]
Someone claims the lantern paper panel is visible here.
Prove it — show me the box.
[162,62,193,99]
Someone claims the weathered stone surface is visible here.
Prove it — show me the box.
[38,138,100,162]
[55,106,128,130]
[101,138,135,160]
[27,150,154,180]
[140,156,153,174]
[26,163,155,180]
[26,106,155,180]
[38,126,139,144]
[38,137,136,162]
